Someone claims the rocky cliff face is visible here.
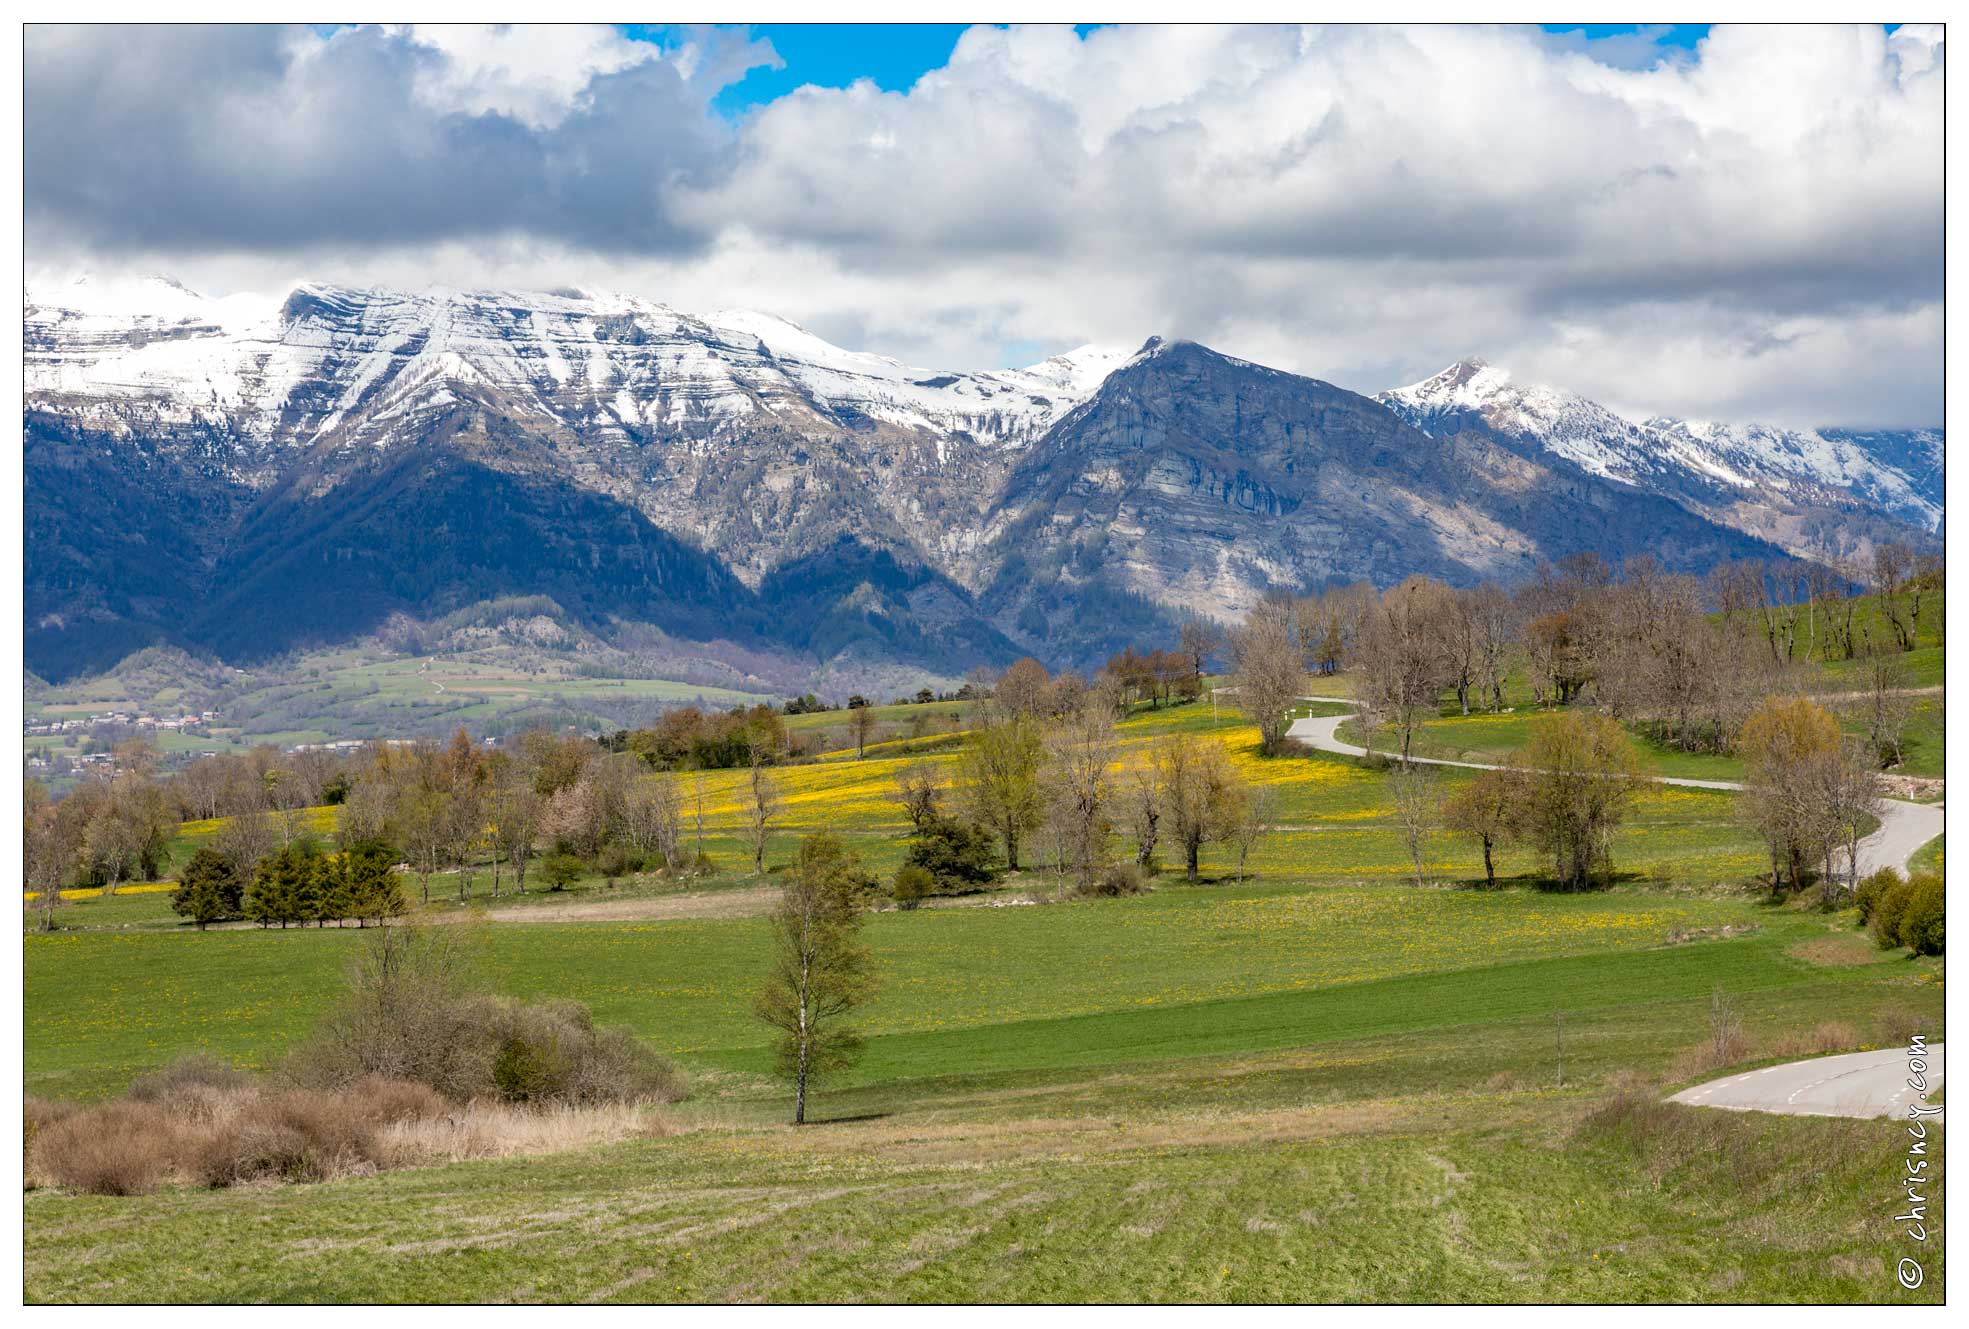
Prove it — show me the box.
[1378,358,1942,567]
[976,341,1789,661]
[23,278,1938,684]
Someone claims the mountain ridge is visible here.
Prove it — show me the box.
[24,276,1941,686]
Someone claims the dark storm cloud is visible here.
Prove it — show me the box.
[25,23,765,257]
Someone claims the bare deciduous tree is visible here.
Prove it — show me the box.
[1122,752,1164,869]
[1355,576,1453,761]
[1230,599,1305,755]
[892,762,944,830]
[1858,647,1917,769]
[848,700,878,759]
[1386,763,1438,888]
[1442,769,1517,889]
[1043,703,1117,894]
[1227,786,1274,883]
[745,743,783,875]
[1157,734,1245,882]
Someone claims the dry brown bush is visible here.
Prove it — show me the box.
[31,1101,193,1196]
[127,1053,249,1104]
[193,1089,384,1186]
[27,1076,666,1195]
[347,1074,447,1123]
[1767,1021,1862,1059]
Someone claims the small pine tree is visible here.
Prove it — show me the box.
[171,848,245,931]
[340,840,405,926]
[292,842,328,927]
[317,854,356,927]
[247,843,318,929]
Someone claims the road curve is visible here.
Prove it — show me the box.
[1668,1044,1944,1120]
[1286,709,1942,876]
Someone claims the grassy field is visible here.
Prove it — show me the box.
[22,686,1947,1303]
[22,894,1944,1301]
[22,1079,1942,1303]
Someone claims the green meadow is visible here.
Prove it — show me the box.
[21,674,1946,1303]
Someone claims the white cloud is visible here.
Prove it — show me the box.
[23,22,1943,427]
[392,23,661,129]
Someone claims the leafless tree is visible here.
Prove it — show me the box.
[892,762,944,830]
[490,764,543,893]
[1043,703,1117,894]
[1122,751,1164,868]
[1871,542,1915,650]
[623,772,685,870]
[995,658,1053,720]
[848,700,878,759]
[1386,763,1438,888]
[745,743,783,875]
[1177,615,1223,695]
[1815,737,1884,900]
[1355,576,1453,762]
[1156,734,1245,882]
[1442,769,1517,888]
[1227,786,1274,883]
[1466,582,1514,711]
[214,807,280,885]
[1230,599,1305,755]
[1858,646,1918,769]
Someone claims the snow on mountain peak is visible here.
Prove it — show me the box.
[26,277,1131,451]
[1378,358,1941,537]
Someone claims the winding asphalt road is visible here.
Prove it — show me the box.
[1668,1044,1944,1120]
[1286,707,1943,877]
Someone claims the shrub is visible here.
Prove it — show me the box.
[903,816,998,893]
[24,1096,77,1167]
[128,1053,249,1104]
[539,853,584,892]
[479,998,686,1106]
[891,863,935,910]
[1082,862,1149,897]
[32,1101,190,1196]
[1872,876,1918,949]
[194,1090,380,1187]
[1895,874,1945,956]
[345,1074,447,1124]
[595,843,636,881]
[493,1033,566,1103]
[289,927,688,1107]
[559,1025,689,1106]
[1854,867,1902,923]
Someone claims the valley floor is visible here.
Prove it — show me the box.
[22,695,1947,1304]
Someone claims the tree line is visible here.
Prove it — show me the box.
[1222,551,1937,899]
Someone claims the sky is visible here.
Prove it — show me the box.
[23,22,1943,428]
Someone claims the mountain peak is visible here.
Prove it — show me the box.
[1390,356,1511,404]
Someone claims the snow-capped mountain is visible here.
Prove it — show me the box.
[1379,359,1942,562]
[22,277,1936,685]
[26,274,1128,457]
